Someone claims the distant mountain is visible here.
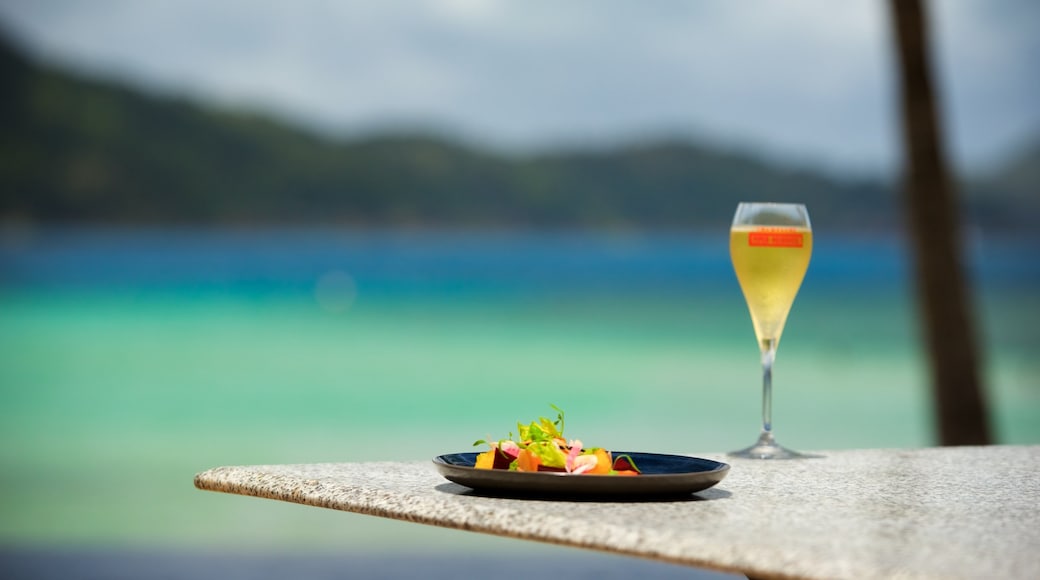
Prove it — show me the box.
[964,139,1040,228]
[1,34,1035,233]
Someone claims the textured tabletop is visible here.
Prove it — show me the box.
[195,445,1040,580]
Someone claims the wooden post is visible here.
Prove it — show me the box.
[888,0,991,445]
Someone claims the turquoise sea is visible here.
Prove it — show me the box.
[1,227,1037,574]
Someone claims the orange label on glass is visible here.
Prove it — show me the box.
[748,231,804,248]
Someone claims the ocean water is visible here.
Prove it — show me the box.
[0,227,1037,574]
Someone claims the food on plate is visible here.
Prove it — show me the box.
[473,405,641,475]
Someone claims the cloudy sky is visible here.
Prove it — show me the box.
[1,0,1037,176]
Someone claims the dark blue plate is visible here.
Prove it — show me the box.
[433,451,729,498]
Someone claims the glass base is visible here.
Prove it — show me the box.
[728,432,806,460]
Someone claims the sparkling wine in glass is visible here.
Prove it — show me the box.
[729,202,812,459]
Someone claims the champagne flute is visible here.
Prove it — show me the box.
[729,202,812,459]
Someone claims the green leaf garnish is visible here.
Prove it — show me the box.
[471,404,637,476]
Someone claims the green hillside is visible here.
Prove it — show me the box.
[1,34,1034,232]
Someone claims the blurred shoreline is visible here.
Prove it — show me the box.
[0,544,738,580]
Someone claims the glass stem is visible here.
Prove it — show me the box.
[760,339,777,440]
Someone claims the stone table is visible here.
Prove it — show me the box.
[194,445,1040,580]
